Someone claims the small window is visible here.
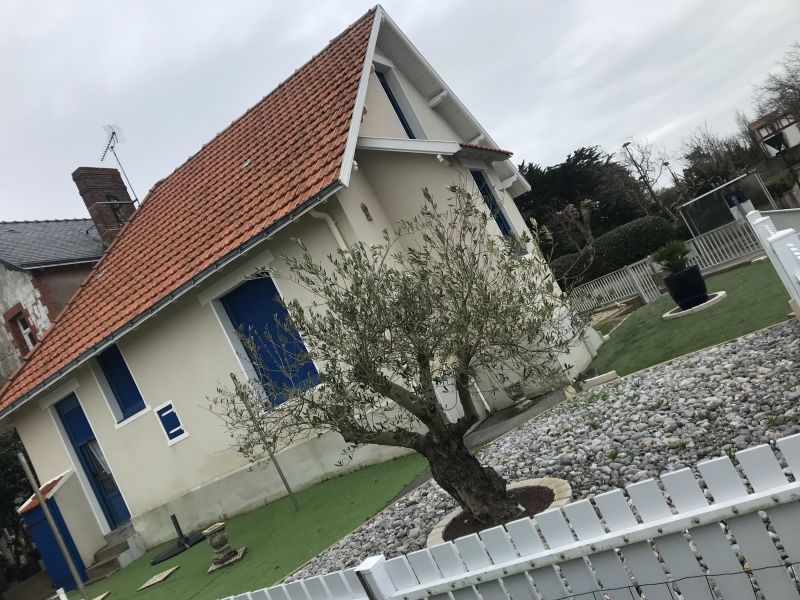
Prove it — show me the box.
[96,345,146,421]
[13,314,36,351]
[376,70,416,139]
[470,170,514,238]
[155,402,187,444]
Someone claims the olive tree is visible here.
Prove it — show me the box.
[211,186,582,525]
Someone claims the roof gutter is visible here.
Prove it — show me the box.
[0,180,345,420]
[20,258,102,271]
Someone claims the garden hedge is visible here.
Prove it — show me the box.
[549,216,681,285]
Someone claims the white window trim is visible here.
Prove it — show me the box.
[372,62,428,140]
[153,401,190,446]
[13,316,36,350]
[196,249,274,305]
[88,354,151,427]
[38,378,80,410]
[210,273,323,393]
[48,392,132,535]
[464,164,519,238]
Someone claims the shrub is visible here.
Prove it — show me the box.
[651,240,690,274]
[766,169,796,197]
[593,216,680,272]
[548,216,680,285]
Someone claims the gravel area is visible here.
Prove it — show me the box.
[290,320,800,579]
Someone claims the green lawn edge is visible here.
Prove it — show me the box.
[589,262,790,377]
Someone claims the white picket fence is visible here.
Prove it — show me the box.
[571,220,763,313]
[686,219,761,271]
[747,209,800,308]
[570,259,660,313]
[225,432,800,600]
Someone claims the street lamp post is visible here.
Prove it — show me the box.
[622,141,677,222]
[663,161,680,186]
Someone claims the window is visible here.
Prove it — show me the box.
[220,277,318,405]
[96,345,146,421]
[470,170,514,238]
[3,303,38,355]
[154,402,187,444]
[376,70,416,139]
[12,314,36,350]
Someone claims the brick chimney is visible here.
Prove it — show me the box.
[72,167,136,245]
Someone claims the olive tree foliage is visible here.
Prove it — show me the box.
[210,185,583,524]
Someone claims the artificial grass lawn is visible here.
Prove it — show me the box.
[70,453,427,600]
[590,261,790,377]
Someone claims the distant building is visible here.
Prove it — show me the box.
[0,168,134,381]
[749,111,800,157]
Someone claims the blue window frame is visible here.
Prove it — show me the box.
[470,170,514,238]
[221,277,318,404]
[376,70,416,139]
[155,403,186,442]
[96,345,145,421]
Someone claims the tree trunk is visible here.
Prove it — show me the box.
[422,436,523,526]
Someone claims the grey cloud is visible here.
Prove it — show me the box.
[0,0,798,220]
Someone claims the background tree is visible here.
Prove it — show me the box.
[679,124,761,197]
[756,42,800,120]
[211,186,581,526]
[618,138,677,222]
[0,430,34,574]
[516,146,646,257]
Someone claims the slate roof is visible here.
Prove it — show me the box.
[0,219,105,269]
[0,8,376,412]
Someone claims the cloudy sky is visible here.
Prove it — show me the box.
[1,1,798,220]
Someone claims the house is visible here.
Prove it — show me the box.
[749,110,800,157]
[0,168,134,383]
[0,5,601,575]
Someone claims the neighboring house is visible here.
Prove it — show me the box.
[749,111,800,157]
[0,5,601,573]
[0,168,134,382]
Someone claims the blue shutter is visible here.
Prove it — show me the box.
[470,170,514,237]
[221,277,318,403]
[96,345,145,420]
[376,71,416,139]
[155,403,185,441]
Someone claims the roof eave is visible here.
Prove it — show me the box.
[338,6,383,187]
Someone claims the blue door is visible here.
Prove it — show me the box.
[21,499,86,590]
[55,394,130,529]
[221,277,318,403]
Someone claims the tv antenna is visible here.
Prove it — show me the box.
[100,125,139,205]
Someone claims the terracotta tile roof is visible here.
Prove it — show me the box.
[17,473,66,515]
[0,9,376,412]
[459,142,512,156]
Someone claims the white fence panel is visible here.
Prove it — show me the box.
[570,219,765,313]
[226,432,800,600]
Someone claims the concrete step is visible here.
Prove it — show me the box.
[103,521,134,547]
[85,554,121,584]
[93,540,130,564]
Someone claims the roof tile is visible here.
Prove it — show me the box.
[0,9,375,410]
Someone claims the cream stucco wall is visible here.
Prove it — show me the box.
[359,46,461,142]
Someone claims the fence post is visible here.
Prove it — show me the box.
[355,555,395,600]
[624,264,650,304]
[767,229,800,307]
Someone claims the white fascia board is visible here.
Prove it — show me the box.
[377,10,531,195]
[356,136,461,156]
[338,6,384,187]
